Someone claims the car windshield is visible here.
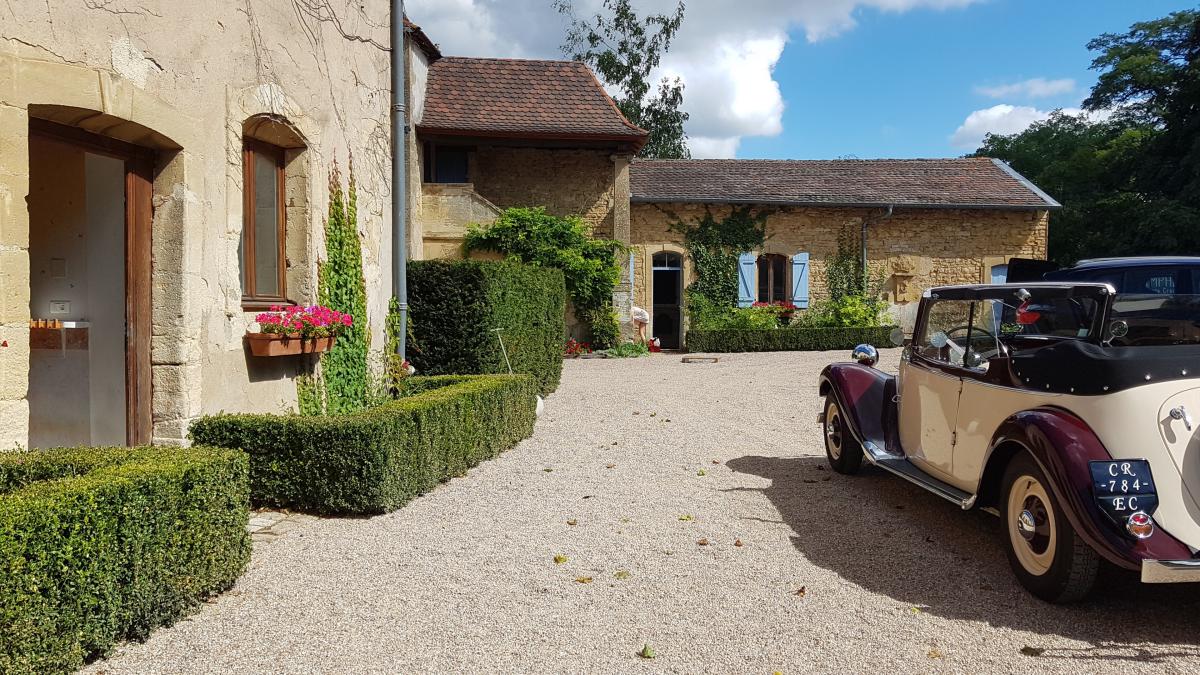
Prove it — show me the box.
[1105,294,1200,346]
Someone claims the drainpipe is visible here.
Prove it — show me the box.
[861,204,894,284]
[391,0,408,360]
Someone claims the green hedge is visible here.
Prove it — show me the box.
[190,374,538,516]
[0,446,250,674]
[686,326,898,353]
[408,260,565,394]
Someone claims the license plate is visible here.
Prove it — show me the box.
[1089,460,1158,522]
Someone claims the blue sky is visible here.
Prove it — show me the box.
[410,0,1190,159]
[739,0,1188,159]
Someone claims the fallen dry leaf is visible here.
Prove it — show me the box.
[614,570,631,580]
[574,576,593,584]
[794,586,806,598]
[697,468,707,476]
[649,412,657,417]
[697,538,709,546]
[928,648,944,659]
[638,643,656,659]
[606,463,616,469]
[553,554,568,564]
[566,519,577,526]
[632,411,640,415]
[712,459,721,464]
[734,539,744,547]
[1020,646,1045,657]
[678,514,694,521]
[543,468,553,473]
[803,479,818,484]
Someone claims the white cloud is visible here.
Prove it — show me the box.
[407,0,981,157]
[949,104,1114,149]
[974,77,1076,99]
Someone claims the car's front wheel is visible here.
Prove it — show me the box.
[1001,453,1099,603]
[823,395,863,474]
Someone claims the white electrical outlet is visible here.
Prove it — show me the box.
[49,300,70,315]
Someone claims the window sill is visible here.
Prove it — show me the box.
[242,299,292,312]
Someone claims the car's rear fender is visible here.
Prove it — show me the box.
[987,408,1193,570]
[819,363,897,453]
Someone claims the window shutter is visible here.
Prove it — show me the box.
[737,253,756,307]
[791,252,810,309]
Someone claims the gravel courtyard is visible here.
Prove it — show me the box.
[89,350,1200,674]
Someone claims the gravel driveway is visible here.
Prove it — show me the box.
[88,350,1200,674]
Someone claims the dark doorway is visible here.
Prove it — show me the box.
[652,251,683,349]
[27,119,153,447]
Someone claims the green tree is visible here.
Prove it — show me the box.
[973,9,1200,264]
[556,0,690,159]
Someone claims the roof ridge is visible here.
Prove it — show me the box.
[437,55,588,65]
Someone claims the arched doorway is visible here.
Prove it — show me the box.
[26,117,156,447]
[652,251,683,350]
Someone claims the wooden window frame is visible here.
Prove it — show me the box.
[241,138,287,309]
[757,253,790,304]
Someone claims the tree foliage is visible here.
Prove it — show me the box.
[556,0,690,159]
[974,9,1200,264]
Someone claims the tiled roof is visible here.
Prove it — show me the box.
[629,158,1060,210]
[417,57,648,146]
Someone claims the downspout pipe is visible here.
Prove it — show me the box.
[391,0,408,360]
[861,204,894,284]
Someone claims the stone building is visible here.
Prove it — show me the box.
[0,2,394,449]
[0,8,1056,450]
[629,158,1055,347]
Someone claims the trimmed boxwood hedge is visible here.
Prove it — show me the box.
[686,326,898,353]
[408,259,565,394]
[190,374,538,515]
[0,446,250,674]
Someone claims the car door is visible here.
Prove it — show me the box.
[899,299,973,481]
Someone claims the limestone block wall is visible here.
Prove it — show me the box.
[0,2,392,448]
[630,202,1049,326]
[471,147,616,237]
[418,184,502,259]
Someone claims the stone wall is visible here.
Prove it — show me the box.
[472,147,616,237]
[0,2,393,448]
[630,202,1049,331]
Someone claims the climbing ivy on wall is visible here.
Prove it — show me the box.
[670,206,768,308]
[300,161,369,415]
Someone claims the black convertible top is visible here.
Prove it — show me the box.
[1009,339,1200,395]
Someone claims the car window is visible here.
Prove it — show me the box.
[916,300,996,371]
[1126,268,1179,295]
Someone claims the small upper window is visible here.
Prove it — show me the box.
[757,253,788,303]
[240,139,286,305]
[422,142,469,183]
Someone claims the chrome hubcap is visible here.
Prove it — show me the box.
[1017,509,1037,541]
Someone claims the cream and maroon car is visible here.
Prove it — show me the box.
[819,282,1200,602]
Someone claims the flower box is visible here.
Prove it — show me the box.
[245,333,336,357]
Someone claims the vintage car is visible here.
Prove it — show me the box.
[819,282,1200,602]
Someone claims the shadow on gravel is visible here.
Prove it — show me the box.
[727,454,1200,664]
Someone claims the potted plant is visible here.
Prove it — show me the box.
[245,305,352,357]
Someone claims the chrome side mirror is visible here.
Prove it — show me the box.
[852,344,879,367]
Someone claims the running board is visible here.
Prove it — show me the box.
[863,442,975,509]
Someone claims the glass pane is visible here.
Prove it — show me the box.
[253,152,279,297]
[771,256,786,302]
[917,300,973,364]
[757,257,768,301]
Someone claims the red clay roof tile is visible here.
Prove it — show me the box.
[417,57,647,146]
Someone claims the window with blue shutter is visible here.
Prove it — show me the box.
[737,252,756,307]
[791,252,810,309]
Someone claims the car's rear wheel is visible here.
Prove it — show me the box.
[823,395,863,474]
[1001,453,1099,603]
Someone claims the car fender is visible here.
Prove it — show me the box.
[989,408,1193,570]
[819,363,897,452]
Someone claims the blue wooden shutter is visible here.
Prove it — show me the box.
[737,253,756,307]
[791,252,810,309]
